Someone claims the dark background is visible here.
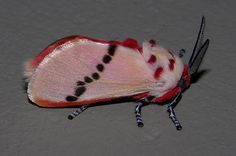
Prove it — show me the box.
[0,0,235,155]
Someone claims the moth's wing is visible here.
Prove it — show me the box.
[83,45,153,99]
[27,40,153,107]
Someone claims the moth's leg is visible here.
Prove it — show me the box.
[135,100,146,127]
[68,105,88,120]
[167,92,183,130]
[134,96,155,127]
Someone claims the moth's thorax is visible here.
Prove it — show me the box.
[144,46,184,97]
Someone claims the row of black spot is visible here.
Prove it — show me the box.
[65,44,117,102]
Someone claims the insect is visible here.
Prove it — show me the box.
[24,17,209,130]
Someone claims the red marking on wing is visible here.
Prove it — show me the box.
[31,35,142,69]
[31,35,110,68]
[168,59,175,71]
[31,36,79,68]
[132,92,149,100]
[35,97,119,107]
[34,92,149,107]
[148,55,157,64]
[154,67,163,79]
[122,38,140,50]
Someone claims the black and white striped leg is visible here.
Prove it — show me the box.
[135,101,144,127]
[167,106,182,130]
[167,92,183,131]
[68,105,88,120]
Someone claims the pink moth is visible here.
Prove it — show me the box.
[24,17,209,130]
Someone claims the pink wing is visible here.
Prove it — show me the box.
[26,38,154,107]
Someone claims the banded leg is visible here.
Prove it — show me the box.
[68,105,88,120]
[167,92,183,130]
[167,106,182,130]
[135,101,144,127]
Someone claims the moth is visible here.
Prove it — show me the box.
[24,17,209,130]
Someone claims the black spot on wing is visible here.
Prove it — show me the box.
[96,64,104,72]
[84,76,93,83]
[66,44,118,102]
[66,96,78,102]
[92,72,100,80]
[108,44,117,56]
[77,81,85,86]
[103,55,112,64]
[75,87,86,97]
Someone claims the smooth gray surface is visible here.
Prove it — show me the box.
[0,0,235,155]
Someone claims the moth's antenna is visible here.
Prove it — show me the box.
[189,16,205,65]
[189,39,209,75]
[68,105,88,120]
[188,16,210,75]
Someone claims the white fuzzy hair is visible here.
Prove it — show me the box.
[23,58,35,82]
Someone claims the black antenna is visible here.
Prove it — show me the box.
[188,16,210,75]
[189,39,210,75]
[189,16,205,65]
